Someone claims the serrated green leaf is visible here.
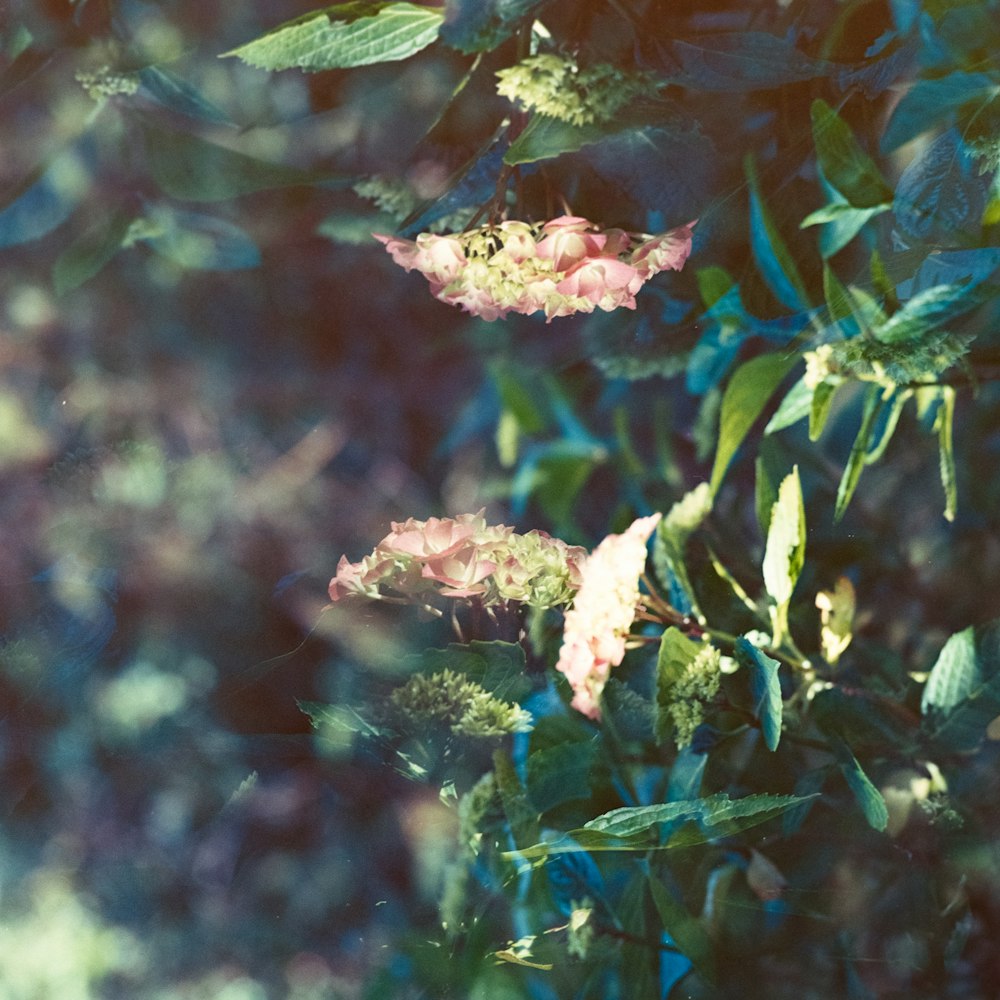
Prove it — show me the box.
[762,467,805,646]
[873,282,991,344]
[503,114,612,166]
[765,375,813,435]
[526,742,596,813]
[142,122,327,201]
[922,621,1000,751]
[936,385,957,521]
[224,2,443,71]
[810,380,840,441]
[745,155,810,310]
[648,873,716,982]
[735,637,782,751]
[710,351,797,495]
[811,99,892,208]
[53,208,132,295]
[834,385,884,522]
[653,482,713,619]
[825,732,888,831]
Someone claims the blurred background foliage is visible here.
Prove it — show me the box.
[1,0,999,997]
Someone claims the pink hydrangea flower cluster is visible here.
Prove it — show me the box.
[375,216,695,321]
[555,514,661,720]
[329,510,586,609]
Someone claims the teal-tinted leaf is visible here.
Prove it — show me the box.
[710,351,797,495]
[809,380,840,441]
[873,281,991,344]
[656,628,705,742]
[224,2,443,71]
[138,66,233,125]
[735,637,782,751]
[658,33,831,91]
[864,388,910,466]
[826,732,888,831]
[139,207,261,270]
[0,148,89,249]
[834,386,884,522]
[761,467,805,646]
[526,741,596,813]
[667,746,707,802]
[653,484,713,621]
[582,791,812,840]
[936,386,957,522]
[142,122,325,201]
[53,208,132,294]
[812,687,915,751]
[414,640,532,705]
[922,622,1000,751]
[765,375,812,434]
[811,100,892,208]
[648,874,715,982]
[745,156,810,310]
[439,0,544,53]
[782,767,828,836]
[503,114,615,166]
[802,201,890,258]
[882,72,999,153]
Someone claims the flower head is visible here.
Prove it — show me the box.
[555,514,661,719]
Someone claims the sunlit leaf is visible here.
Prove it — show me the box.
[735,638,782,751]
[936,385,957,522]
[761,467,805,646]
[223,2,443,71]
[873,281,991,344]
[765,376,812,435]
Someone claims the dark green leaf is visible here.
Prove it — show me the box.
[825,732,888,832]
[710,351,797,495]
[834,386,884,522]
[53,208,132,294]
[414,641,532,705]
[810,100,892,209]
[809,380,839,441]
[648,873,715,982]
[922,621,1000,751]
[735,638,782,751]
[223,2,443,71]
[503,115,610,166]
[494,750,538,849]
[439,0,544,53]
[526,742,596,813]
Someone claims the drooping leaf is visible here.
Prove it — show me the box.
[710,351,797,495]
[863,388,910,466]
[648,873,715,982]
[53,208,133,294]
[834,386,884,522]
[223,3,444,71]
[745,156,810,310]
[735,637,782,751]
[656,32,832,91]
[922,621,1000,752]
[810,100,892,209]
[439,0,545,53]
[881,72,999,153]
[809,380,840,441]
[765,376,813,435]
[653,483,713,621]
[142,122,327,201]
[761,467,805,646]
[894,129,986,243]
[825,732,888,832]
[936,385,957,522]
[873,281,992,344]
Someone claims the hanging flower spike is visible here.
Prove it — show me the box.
[555,514,661,720]
[373,219,695,322]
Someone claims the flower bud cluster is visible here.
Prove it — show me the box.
[495,55,654,126]
[665,644,722,748]
[75,66,139,102]
[329,509,586,609]
[375,216,695,321]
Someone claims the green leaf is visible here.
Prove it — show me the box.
[223,2,443,71]
[745,155,810,310]
[656,628,705,743]
[873,282,991,344]
[503,114,612,166]
[810,380,840,441]
[648,873,716,982]
[414,640,532,705]
[823,264,856,323]
[142,122,326,201]
[864,388,910,466]
[696,265,735,309]
[936,386,957,522]
[801,202,891,227]
[581,791,811,840]
[922,621,1000,751]
[439,0,545,54]
[710,351,797,495]
[810,99,892,208]
[824,732,888,831]
[834,385,884,522]
[735,638,782,751]
[754,434,786,537]
[53,209,132,295]
[526,742,596,813]
[494,749,539,849]
[764,375,813,435]
[761,467,805,646]
[653,483,713,620]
